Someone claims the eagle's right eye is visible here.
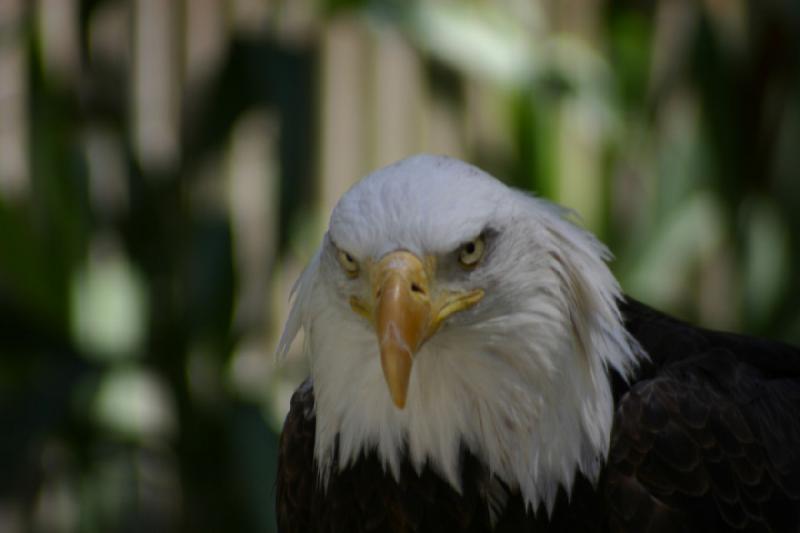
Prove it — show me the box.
[337,249,359,278]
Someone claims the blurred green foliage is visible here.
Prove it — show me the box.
[0,1,798,532]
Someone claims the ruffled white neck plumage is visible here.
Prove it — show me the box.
[277,154,643,515]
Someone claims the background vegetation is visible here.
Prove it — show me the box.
[1,0,798,532]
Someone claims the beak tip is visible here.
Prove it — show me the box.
[391,394,407,410]
[380,348,412,410]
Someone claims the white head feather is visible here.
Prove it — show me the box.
[277,154,643,514]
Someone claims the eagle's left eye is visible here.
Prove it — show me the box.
[337,249,359,278]
[458,236,485,268]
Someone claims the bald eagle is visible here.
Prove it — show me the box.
[275,154,800,532]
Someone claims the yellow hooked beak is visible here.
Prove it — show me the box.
[349,251,484,409]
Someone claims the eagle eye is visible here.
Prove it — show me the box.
[336,249,359,278]
[458,236,485,268]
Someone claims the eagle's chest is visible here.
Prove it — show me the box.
[275,380,611,533]
[306,451,494,532]
[304,450,609,533]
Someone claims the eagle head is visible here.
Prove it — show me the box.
[277,154,642,512]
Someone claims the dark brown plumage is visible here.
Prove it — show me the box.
[276,298,800,532]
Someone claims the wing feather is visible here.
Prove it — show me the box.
[605,349,800,532]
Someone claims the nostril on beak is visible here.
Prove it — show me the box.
[410,282,425,295]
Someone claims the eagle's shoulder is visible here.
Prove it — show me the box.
[620,297,800,375]
[276,379,317,533]
[607,300,800,532]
